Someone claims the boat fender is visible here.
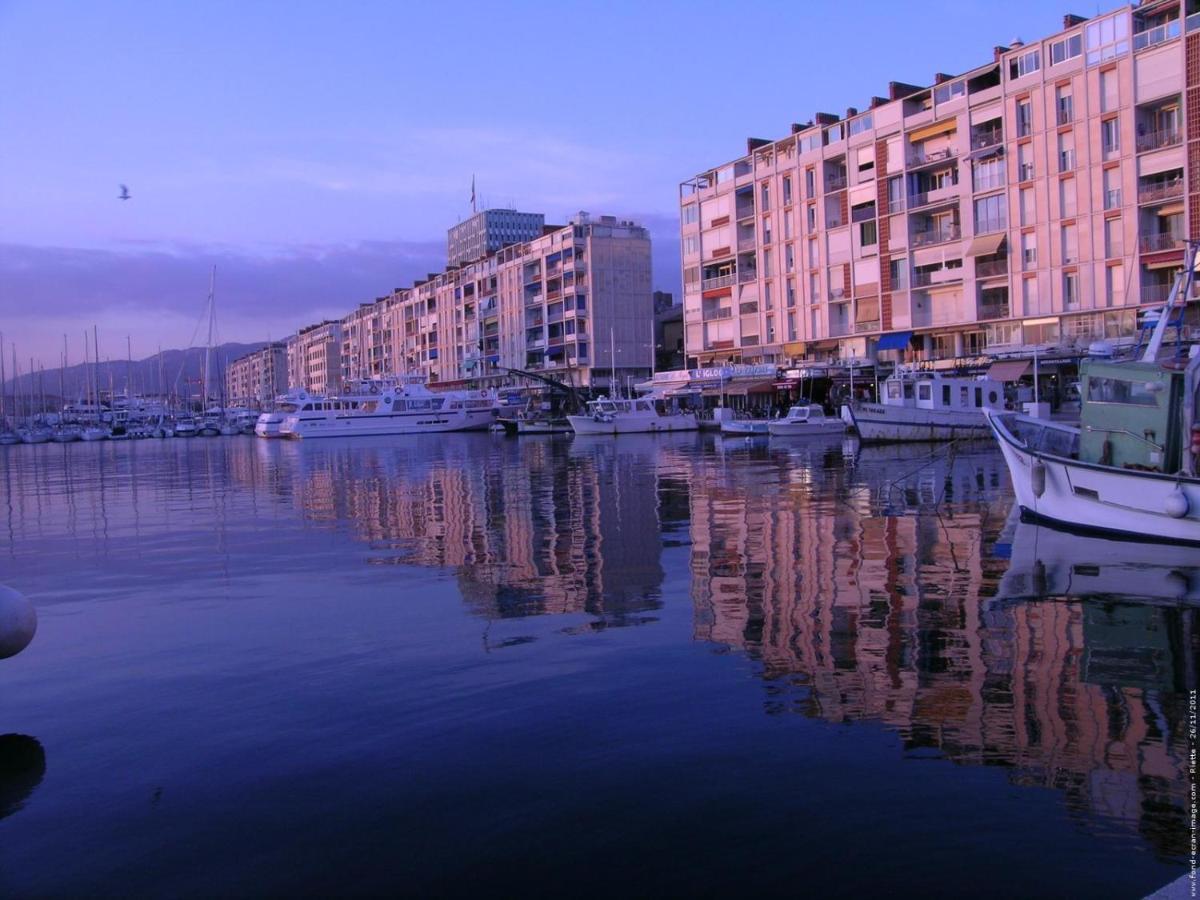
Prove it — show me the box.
[0,585,36,659]
[1032,560,1047,598]
[1030,460,1046,498]
[1164,490,1189,519]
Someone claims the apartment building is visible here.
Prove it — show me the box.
[680,1,1200,371]
[224,342,288,408]
[339,213,654,391]
[286,320,343,395]
[447,209,545,266]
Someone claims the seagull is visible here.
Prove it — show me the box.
[118,184,131,201]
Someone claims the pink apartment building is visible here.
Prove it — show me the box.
[225,341,288,408]
[680,2,1200,371]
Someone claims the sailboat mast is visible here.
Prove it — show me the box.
[203,266,216,409]
[93,325,100,422]
[0,331,6,422]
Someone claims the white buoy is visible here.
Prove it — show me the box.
[0,586,36,659]
[1165,490,1189,519]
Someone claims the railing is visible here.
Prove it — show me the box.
[1137,127,1182,153]
[826,174,847,191]
[1189,11,1200,32]
[1018,163,1035,182]
[701,274,735,291]
[855,320,881,333]
[1141,282,1174,303]
[702,307,733,321]
[911,270,934,287]
[974,171,1005,192]
[737,236,757,251]
[1056,107,1073,126]
[1138,179,1184,203]
[909,188,959,209]
[738,268,758,283]
[907,146,955,167]
[525,293,544,306]
[735,206,756,221]
[546,289,562,301]
[1133,18,1181,51]
[911,224,961,247]
[971,129,1002,150]
[526,338,545,349]
[978,304,1010,320]
[739,301,759,315]
[525,316,544,327]
[1104,188,1122,210]
[1140,231,1184,252]
[976,258,1008,278]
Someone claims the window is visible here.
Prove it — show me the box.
[860,220,877,246]
[783,212,793,240]
[825,122,844,144]
[805,168,815,198]
[1103,167,1121,209]
[1060,178,1077,218]
[762,219,772,245]
[1020,187,1036,225]
[782,176,793,206]
[974,194,1007,233]
[848,113,873,136]
[933,79,966,104]
[786,278,796,308]
[1009,49,1041,80]
[1061,223,1078,264]
[1016,99,1033,138]
[1050,33,1083,65]
[1056,87,1073,124]
[1085,13,1130,66]
[973,157,1004,192]
[806,205,816,231]
[1023,277,1040,313]
[889,258,908,290]
[682,204,699,226]
[1100,69,1119,113]
[1101,117,1119,155]
[683,235,699,255]
[1063,271,1079,309]
[1087,376,1157,405]
[1058,132,1075,172]
[1104,217,1122,258]
[887,176,904,208]
[760,182,770,212]
[1022,232,1037,268]
[799,132,821,155]
[1105,263,1125,307]
[764,281,773,309]
[785,243,795,272]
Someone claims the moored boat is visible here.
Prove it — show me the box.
[841,369,1006,442]
[767,404,844,437]
[720,417,770,436]
[567,393,698,435]
[281,381,496,438]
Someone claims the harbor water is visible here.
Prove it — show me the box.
[0,434,1194,897]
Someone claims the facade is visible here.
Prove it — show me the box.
[447,209,545,266]
[680,2,1200,371]
[339,213,654,391]
[287,320,343,395]
[224,342,288,408]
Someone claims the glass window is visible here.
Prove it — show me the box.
[1087,376,1157,405]
[974,194,1007,233]
[933,80,966,104]
[681,204,699,225]
[848,113,873,136]
[1009,49,1041,79]
[1050,34,1082,65]
[1085,13,1130,65]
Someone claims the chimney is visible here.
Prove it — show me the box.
[790,121,814,134]
[993,45,1010,61]
[933,72,954,84]
[846,106,858,119]
[747,137,771,153]
[814,111,839,126]
[1063,14,1086,27]
[888,81,922,100]
[870,96,889,109]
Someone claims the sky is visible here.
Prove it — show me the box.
[0,0,1086,368]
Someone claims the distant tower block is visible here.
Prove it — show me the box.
[447,210,545,266]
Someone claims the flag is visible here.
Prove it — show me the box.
[470,175,476,213]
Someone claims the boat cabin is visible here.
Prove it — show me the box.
[1078,358,1191,473]
[881,371,1005,414]
[781,404,827,423]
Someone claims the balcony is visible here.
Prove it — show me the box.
[739,301,759,316]
[970,128,1003,151]
[1140,231,1184,252]
[1136,127,1182,153]
[909,184,960,209]
[526,337,546,349]
[737,235,757,252]
[524,293,544,307]
[826,174,847,191]
[911,224,961,247]
[702,307,733,321]
[735,205,756,221]
[1138,179,1184,203]
[978,303,1010,321]
[738,268,758,283]
[702,274,736,291]
[907,146,956,167]
[1133,19,1181,51]
[1141,282,1175,303]
[1189,11,1200,32]
[854,320,881,333]
[976,258,1008,278]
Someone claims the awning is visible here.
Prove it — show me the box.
[782,341,807,356]
[987,359,1031,381]
[855,297,880,323]
[702,378,778,397]
[908,119,956,142]
[875,331,913,351]
[967,233,1006,256]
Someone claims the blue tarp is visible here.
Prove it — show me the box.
[876,331,913,351]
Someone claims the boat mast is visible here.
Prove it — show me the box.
[61,334,68,421]
[0,331,6,425]
[93,325,100,423]
[1143,240,1197,363]
[203,266,216,411]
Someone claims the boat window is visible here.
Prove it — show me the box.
[974,387,982,407]
[942,385,951,406]
[1086,376,1158,406]
[918,384,931,401]
[903,383,913,399]
[988,390,998,405]
[959,386,968,406]
[887,383,902,400]
[302,403,313,411]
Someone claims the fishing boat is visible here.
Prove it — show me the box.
[568,393,698,435]
[281,381,496,438]
[841,368,1006,442]
[985,245,1200,545]
[767,404,845,437]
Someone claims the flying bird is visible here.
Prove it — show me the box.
[118,184,131,201]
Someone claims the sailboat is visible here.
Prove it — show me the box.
[0,333,19,445]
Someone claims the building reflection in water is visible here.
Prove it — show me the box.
[688,438,1195,861]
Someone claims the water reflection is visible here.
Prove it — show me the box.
[0,735,45,820]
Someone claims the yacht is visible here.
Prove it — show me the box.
[173,418,199,438]
[841,368,1006,442]
[255,389,317,438]
[567,393,698,435]
[767,404,845,437]
[986,244,1199,545]
[281,382,497,438]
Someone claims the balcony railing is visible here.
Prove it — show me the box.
[701,274,736,291]
[971,129,1003,150]
[738,268,758,283]
[909,187,960,209]
[1140,231,1184,252]
[1104,189,1122,210]
[826,174,847,191]
[1018,163,1035,182]
[907,146,956,167]
[1056,107,1073,126]
[735,206,756,221]
[974,172,1005,192]
[911,224,961,247]
[1138,179,1184,203]
[1136,127,1182,153]
[976,258,1008,278]
[702,307,733,321]
[1189,11,1200,32]
[911,270,934,287]
[737,236,757,251]
[1141,282,1174,304]
[978,303,1010,320]
[1133,19,1181,51]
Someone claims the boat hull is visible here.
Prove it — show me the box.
[842,402,990,443]
[516,421,573,435]
[720,420,770,436]
[284,408,495,438]
[567,413,699,435]
[767,421,844,437]
[987,411,1200,545]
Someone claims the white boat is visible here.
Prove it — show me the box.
[281,382,496,439]
[256,389,315,438]
[0,431,20,446]
[720,418,770,436]
[568,394,698,435]
[841,368,1006,442]
[986,250,1200,545]
[767,404,845,437]
[79,425,109,442]
[19,426,52,444]
[52,425,81,443]
[174,418,198,438]
[516,418,573,435]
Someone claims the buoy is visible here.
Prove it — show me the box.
[1030,459,1046,498]
[0,586,35,659]
[1165,490,1189,519]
